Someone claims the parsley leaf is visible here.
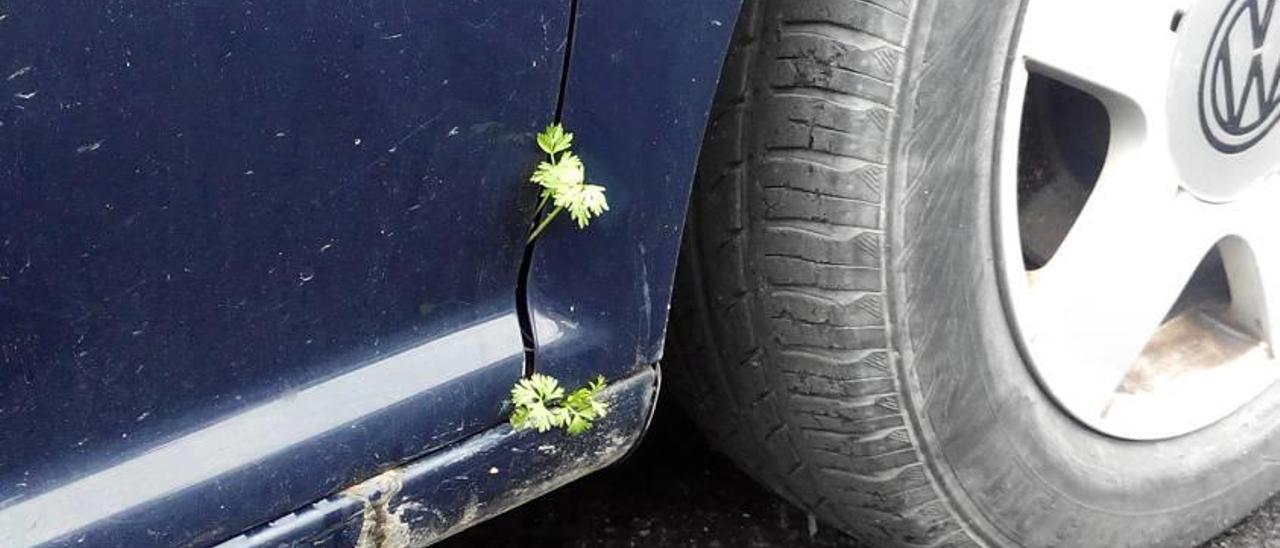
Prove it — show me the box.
[536,123,574,156]
[509,373,609,436]
[527,124,609,242]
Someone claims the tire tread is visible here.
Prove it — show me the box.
[668,0,978,546]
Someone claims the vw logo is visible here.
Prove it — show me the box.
[1199,0,1280,153]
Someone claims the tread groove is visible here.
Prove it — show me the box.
[666,0,977,546]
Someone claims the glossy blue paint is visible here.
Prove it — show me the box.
[217,368,658,548]
[526,0,743,386]
[1,316,536,546]
[216,497,365,548]
[0,2,569,546]
[0,0,745,544]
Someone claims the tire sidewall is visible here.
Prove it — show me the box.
[890,1,1280,546]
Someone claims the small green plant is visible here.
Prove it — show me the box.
[511,125,611,434]
[527,124,609,242]
[509,373,609,435]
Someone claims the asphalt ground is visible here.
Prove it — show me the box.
[440,400,1280,548]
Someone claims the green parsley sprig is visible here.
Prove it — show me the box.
[527,124,609,242]
[509,373,610,435]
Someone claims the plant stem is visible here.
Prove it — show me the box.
[534,193,551,216]
[527,206,563,243]
[527,151,554,242]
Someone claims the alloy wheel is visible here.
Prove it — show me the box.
[998,0,1280,439]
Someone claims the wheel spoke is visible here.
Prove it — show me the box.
[1005,0,1280,438]
[1019,0,1184,117]
[1228,182,1280,347]
[1025,164,1220,418]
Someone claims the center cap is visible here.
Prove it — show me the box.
[1170,0,1280,202]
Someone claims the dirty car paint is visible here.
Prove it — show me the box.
[0,1,570,546]
[526,0,742,385]
[0,0,746,544]
[216,367,659,548]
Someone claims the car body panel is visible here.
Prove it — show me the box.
[217,367,659,548]
[0,1,569,545]
[0,0,745,544]
[216,1,745,545]
[526,0,742,387]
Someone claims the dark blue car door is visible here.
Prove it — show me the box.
[0,2,568,546]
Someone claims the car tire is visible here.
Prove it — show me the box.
[667,0,1280,547]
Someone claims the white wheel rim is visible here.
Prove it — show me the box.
[997,0,1280,439]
